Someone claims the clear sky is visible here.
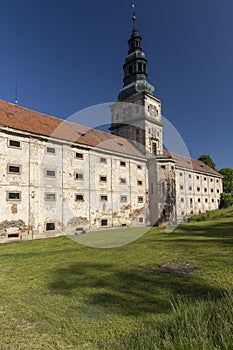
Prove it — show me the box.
[0,0,232,169]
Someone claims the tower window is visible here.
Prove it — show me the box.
[120,178,126,184]
[137,180,143,186]
[120,161,126,167]
[138,196,144,203]
[152,142,157,155]
[75,152,83,159]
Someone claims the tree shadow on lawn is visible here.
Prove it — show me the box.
[49,262,224,317]
[158,221,233,246]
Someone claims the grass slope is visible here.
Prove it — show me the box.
[0,210,233,349]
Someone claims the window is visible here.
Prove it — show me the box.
[210,179,213,182]
[137,164,142,169]
[180,172,183,177]
[46,147,55,154]
[75,173,83,180]
[204,177,207,181]
[161,165,165,169]
[120,178,126,184]
[139,217,144,223]
[181,198,184,203]
[212,199,214,203]
[120,161,126,167]
[197,187,200,192]
[198,198,201,203]
[45,193,56,201]
[101,219,108,226]
[196,175,200,180]
[100,175,107,182]
[211,189,214,193]
[137,180,143,186]
[8,165,21,174]
[75,152,83,159]
[138,196,144,203]
[100,195,108,202]
[152,142,157,155]
[46,223,55,231]
[217,189,220,193]
[188,174,192,179]
[7,192,21,200]
[100,157,107,163]
[46,170,56,177]
[75,194,84,201]
[120,195,127,202]
[205,199,208,203]
[180,185,184,190]
[216,179,219,183]
[9,139,21,148]
[171,166,174,170]
[204,188,207,192]
[189,186,192,191]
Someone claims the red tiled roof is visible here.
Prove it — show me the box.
[0,100,145,159]
[164,150,223,177]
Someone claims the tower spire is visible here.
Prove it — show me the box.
[132,3,136,28]
[117,5,155,101]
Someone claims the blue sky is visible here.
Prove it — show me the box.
[0,0,232,169]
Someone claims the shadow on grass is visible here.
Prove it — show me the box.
[49,262,224,316]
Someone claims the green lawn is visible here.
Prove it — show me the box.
[0,210,233,349]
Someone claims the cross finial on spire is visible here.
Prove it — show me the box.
[132,3,136,28]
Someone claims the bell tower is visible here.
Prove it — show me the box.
[110,4,163,157]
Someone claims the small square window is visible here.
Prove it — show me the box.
[101,219,108,226]
[216,180,219,183]
[46,223,55,231]
[161,165,165,169]
[100,157,107,163]
[188,174,192,178]
[171,166,174,170]
[46,147,55,154]
[75,152,83,159]
[211,189,214,193]
[75,173,83,180]
[189,186,192,191]
[217,189,220,193]
[9,139,21,148]
[120,161,126,167]
[75,194,84,201]
[7,192,21,200]
[138,196,144,203]
[210,179,213,182]
[137,180,143,186]
[120,178,126,184]
[196,176,200,180]
[137,164,142,169]
[198,198,201,203]
[180,172,183,177]
[45,193,56,201]
[205,198,208,203]
[46,170,56,177]
[100,195,108,201]
[8,165,21,174]
[100,175,107,182]
[138,217,144,223]
[120,195,127,202]
[204,177,207,181]
[197,187,200,192]
[204,188,207,192]
[180,185,184,190]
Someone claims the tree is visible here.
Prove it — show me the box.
[198,154,217,171]
[219,192,233,208]
[219,168,233,193]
